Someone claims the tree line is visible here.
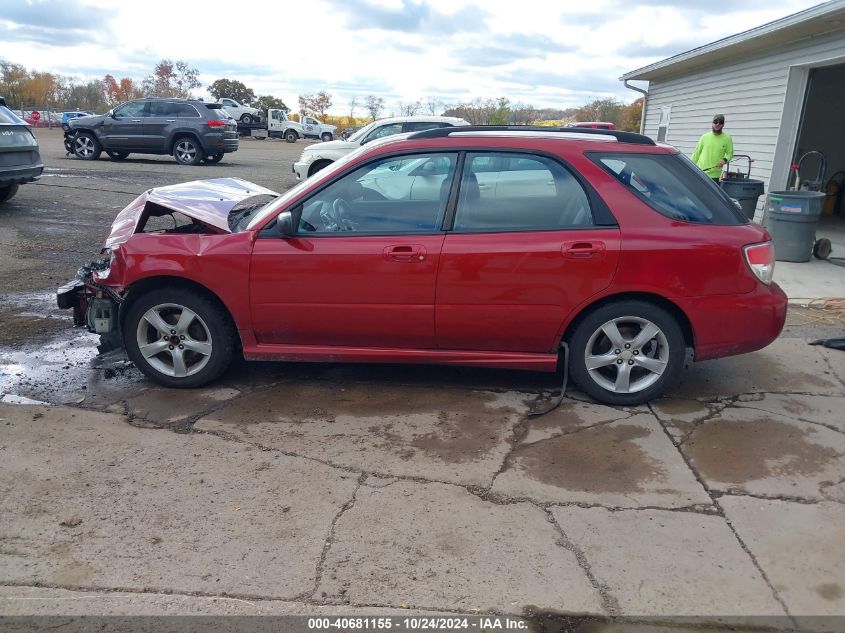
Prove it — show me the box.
[1,58,642,131]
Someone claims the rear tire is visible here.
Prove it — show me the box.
[123,287,236,388]
[567,300,685,405]
[240,114,254,125]
[173,137,203,166]
[284,130,298,143]
[73,132,101,160]
[107,151,129,160]
[0,184,20,205]
[204,152,224,164]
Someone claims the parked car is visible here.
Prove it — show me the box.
[0,105,44,205]
[67,98,239,165]
[293,115,470,179]
[341,126,362,140]
[61,111,93,129]
[56,126,786,405]
[566,121,616,130]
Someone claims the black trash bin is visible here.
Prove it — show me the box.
[721,155,765,220]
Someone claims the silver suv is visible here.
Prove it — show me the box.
[68,98,239,165]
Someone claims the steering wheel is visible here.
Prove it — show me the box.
[332,198,355,231]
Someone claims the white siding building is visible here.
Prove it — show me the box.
[620,0,845,221]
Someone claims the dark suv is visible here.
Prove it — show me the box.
[1,101,44,205]
[68,98,238,165]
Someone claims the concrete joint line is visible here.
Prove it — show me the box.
[732,403,845,437]
[647,405,797,624]
[542,507,619,615]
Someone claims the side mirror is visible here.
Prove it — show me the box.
[277,206,302,237]
[108,110,116,119]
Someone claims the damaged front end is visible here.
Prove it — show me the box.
[56,257,124,352]
[55,177,279,354]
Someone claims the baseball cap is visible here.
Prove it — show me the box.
[713,114,725,124]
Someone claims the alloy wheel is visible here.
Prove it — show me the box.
[135,303,212,378]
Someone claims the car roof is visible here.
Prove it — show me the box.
[370,115,469,125]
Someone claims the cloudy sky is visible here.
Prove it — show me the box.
[0,0,827,114]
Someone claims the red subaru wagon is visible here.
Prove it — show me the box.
[57,127,786,405]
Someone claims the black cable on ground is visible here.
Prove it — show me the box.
[528,342,569,418]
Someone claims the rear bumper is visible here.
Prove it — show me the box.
[680,282,788,361]
[0,159,44,187]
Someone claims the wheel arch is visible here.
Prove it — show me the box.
[560,291,695,351]
[168,131,206,154]
[120,275,241,347]
[308,159,334,177]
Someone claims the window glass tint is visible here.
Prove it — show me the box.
[363,123,403,144]
[591,152,746,224]
[148,101,180,117]
[175,103,200,117]
[0,106,25,125]
[404,121,450,132]
[298,152,458,234]
[453,152,593,231]
[205,104,229,119]
[114,101,146,118]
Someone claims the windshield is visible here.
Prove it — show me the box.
[247,146,372,229]
[345,120,380,144]
[247,134,412,230]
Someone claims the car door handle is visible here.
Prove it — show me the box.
[563,241,606,258]
[131,119,142,122]
[383,245,426,262]
[166,119,176,122]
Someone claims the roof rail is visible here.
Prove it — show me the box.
[408,125,656,146]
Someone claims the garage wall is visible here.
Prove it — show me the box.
[640,29,845,217]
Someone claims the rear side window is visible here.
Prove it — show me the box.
[591,152,745,225]
[453,152,593,231]
[204,104,229,120]
[0,106,25,124]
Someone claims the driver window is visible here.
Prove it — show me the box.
[298,152,458,235]
[114,101,147,118]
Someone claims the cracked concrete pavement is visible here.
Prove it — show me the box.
[1,131,845,628]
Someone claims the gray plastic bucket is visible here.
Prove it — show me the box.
[763,191,825,262]
[722,178,765,220]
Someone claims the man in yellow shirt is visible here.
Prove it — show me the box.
[691,114,733,182]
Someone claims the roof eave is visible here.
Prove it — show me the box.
[620,0,845,82]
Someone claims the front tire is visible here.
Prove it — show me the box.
[567,300,685,405]
[240,114,254,125]
[0,184,20,205]
[173,137,203,165]
[124,288,236,388]
[321,132,333,142]
[73,132,101,160]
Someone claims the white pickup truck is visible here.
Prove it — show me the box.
[243,109,336,143]
[219,98,262,124]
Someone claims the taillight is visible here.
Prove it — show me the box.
[743,241,775,285]
[206,119,226,128]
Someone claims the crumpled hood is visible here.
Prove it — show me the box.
[105,177,278,248]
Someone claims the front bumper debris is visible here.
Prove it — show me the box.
[56,260,123,343]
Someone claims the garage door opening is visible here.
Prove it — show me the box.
[792,63,845,253]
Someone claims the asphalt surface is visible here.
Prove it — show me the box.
[1,128,844,629]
